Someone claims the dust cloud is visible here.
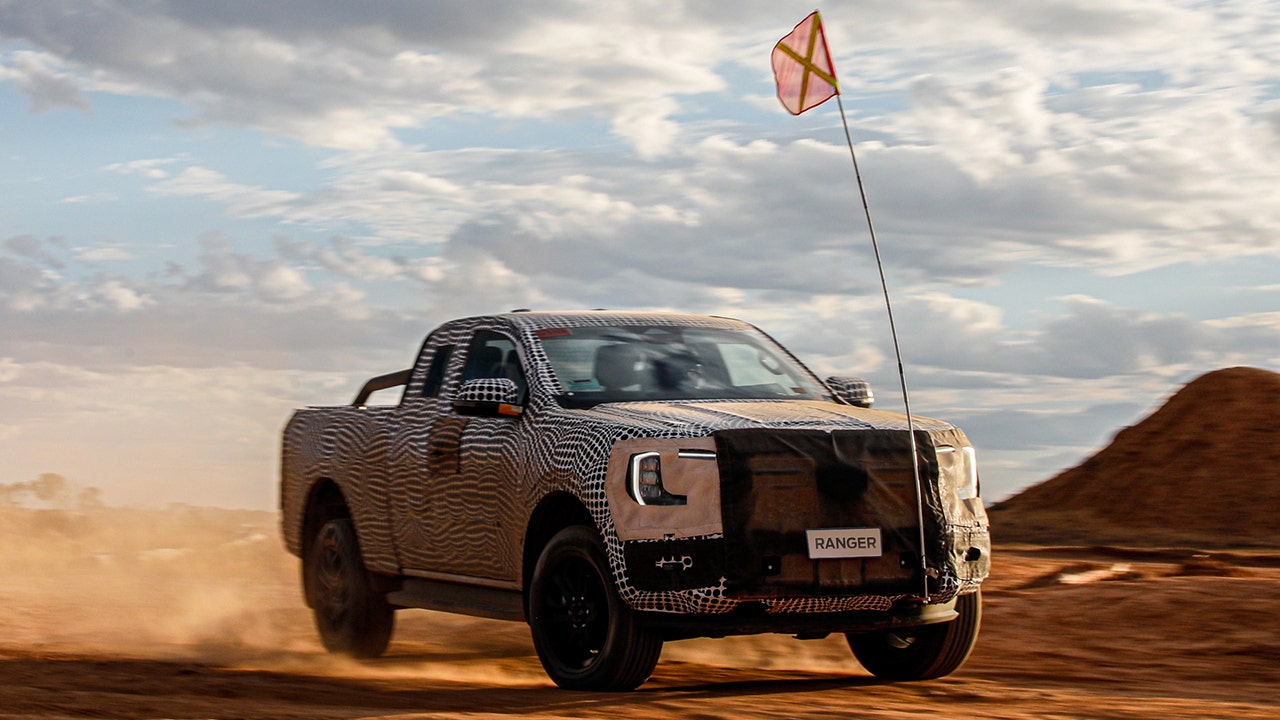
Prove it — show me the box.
[0,500,308,662]
[0,490,861,680]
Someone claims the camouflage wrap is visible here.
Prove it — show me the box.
[281,311,989,618]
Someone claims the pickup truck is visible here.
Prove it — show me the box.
[280,310,990,690]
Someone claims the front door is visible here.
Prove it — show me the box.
[390,326,530,582]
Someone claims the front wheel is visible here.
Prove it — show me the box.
[305,518,395,659]
[846,591,982,681]
[528,526,663,690]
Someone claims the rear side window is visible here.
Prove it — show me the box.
[421,345,454,398]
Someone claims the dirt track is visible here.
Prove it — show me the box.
[2,506,1279,719]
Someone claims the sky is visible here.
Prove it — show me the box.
[1,0,1278,510]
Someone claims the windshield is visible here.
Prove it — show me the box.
[536,325,829,408]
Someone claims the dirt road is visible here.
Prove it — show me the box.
[2,507,1278,719]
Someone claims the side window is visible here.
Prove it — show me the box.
[460,330,528,401]
[421,345,454,398]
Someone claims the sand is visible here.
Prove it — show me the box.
[0,505,1277,718]
[3,366,1279,718]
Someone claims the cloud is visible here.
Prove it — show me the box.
[92,279,153,312]
[3,235,65,269]
[59,193,120,204]
[6,50,89,114]
[891,291,1263,383]
[0,255,69,312]
[74,247,133,261]
[1207,312,1280,367]
[1027,295,1231,379]
[3,0,1280,510]
[7,0,1279,276]
[0,357,19,383]
[0,1,725,153]
[104,158,179,179]
[0,235,421,373]
[893,293,1014,373]
[905,69,1054,182]
[612,96,682,160]
[150,167,303,219]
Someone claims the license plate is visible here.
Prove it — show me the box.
[806,527,883,559]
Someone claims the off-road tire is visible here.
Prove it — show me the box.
[528,525,663,690]
[846,590,981,681]
[305,518,394,659]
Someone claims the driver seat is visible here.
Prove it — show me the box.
[593,343,646,391]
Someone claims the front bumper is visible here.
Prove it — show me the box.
[614,427,990,617]
[638,594,962,641]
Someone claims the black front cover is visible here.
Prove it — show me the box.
[715,428,946,597]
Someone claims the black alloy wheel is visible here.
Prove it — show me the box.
[528,525,662,690]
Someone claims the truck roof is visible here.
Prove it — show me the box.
[473,310,758,332]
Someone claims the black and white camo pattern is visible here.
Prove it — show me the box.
[281,311,987,616]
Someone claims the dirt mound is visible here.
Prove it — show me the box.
[990,366,1280,548]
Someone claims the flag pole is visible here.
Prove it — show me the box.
[773,10,932,601]
[834,93,932,602]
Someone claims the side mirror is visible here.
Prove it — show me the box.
[453,378,524,417]
[826,376,874,408]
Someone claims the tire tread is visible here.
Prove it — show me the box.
[307,518,395,659]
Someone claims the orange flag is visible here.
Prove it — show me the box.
[772,11,839,115]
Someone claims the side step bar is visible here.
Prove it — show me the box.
[386,578,525,622]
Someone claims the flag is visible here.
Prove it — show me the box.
[772,11,839,115]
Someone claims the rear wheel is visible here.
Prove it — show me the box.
[305,518,394,658]
[846,591,981,681]
[528,526,663,690]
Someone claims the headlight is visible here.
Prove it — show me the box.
[957,446,979,500]
[627,452,687,506]
[938,445,980,500]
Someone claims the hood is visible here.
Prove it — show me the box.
[577,399,953,437]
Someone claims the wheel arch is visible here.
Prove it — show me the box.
[522,491,594,603]
[301,478,351,607]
